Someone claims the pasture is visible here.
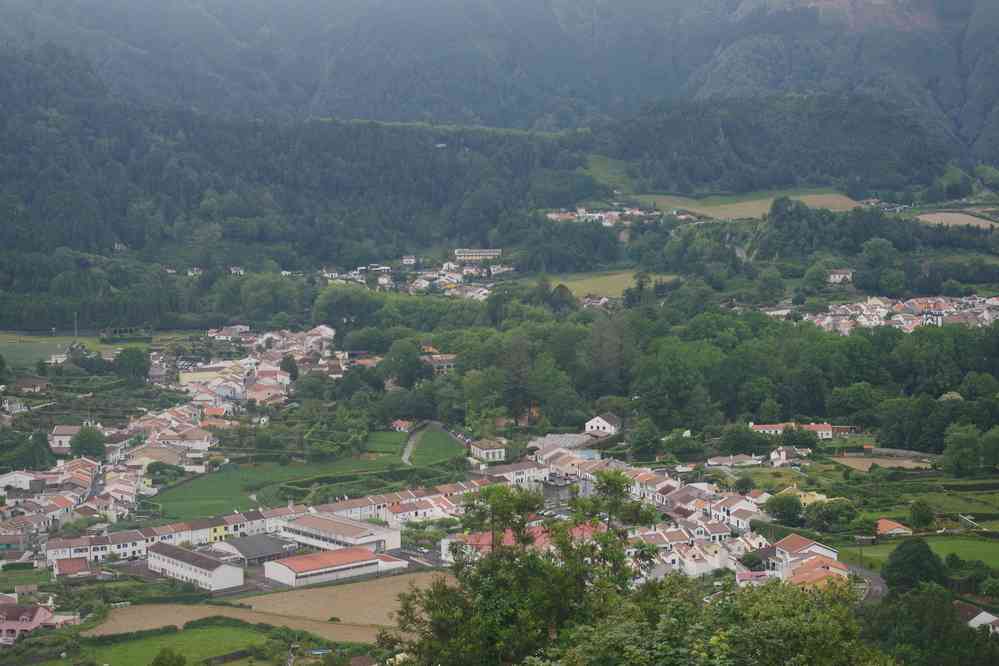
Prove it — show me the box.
[366,431,407,455]
[838,537,999,570]
[59,625,264,666]
[0,567,49,592]
[917,211,996,228]
[409,427,465,466]
[549,271,677,298]
[639,188,860,219]
[155,454,405,519]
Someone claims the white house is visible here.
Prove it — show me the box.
[48,426,82,455]
[768,534,839,580]
[585,414,621,437]
[470,440,506,463]
[827,269,854,284]
[147,543,243,591]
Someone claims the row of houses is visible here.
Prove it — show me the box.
[802,295,999,335]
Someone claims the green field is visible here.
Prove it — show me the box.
[0,567,50,592]
[547,271,678,298]
[838,537,999,570]
[410,428,465,466]
[638,188,860,220]
[43,626,264,666]
[366,431,407,455]
[0,330,199,369]
[584,155,637,193]
[155,456,406,519]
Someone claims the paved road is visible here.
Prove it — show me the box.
[401,429,420,465]
[848,563,887,601]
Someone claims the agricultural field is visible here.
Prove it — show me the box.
[155,455,406,519]
[0,330,200,368]
[584,155,637,194]
[917,211,996,228]
[549,271,678,298]
[52,625,265,666]
[86,605,382,643]
[833,457,933,472]
[838,537,999,570]
[243,571,445,626]
[638,188,860,219]
[409,428,466,466]
[366,431,407,455]
[0,567,50,592]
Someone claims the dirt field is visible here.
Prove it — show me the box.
[86,604,384,643]
[87,572,446,644]
[640,191,859,219]
[243,571,447,626]
[918,212,996,228]
[833,457,932,472]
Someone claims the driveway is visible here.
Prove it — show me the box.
[848,563,887,601]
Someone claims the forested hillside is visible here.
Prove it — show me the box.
[1,0,997,164]
[0,45,616,330]
[596,94,954,194]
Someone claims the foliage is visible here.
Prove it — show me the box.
[764,494,804,527]
[882,538,948,594]
[70,426,106,459]
[909,499,935,530]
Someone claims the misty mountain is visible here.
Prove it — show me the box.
[1,0,997,162]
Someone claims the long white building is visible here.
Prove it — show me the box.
[147,543,244,591]
[264,548,407,588]
[279,514,400,552]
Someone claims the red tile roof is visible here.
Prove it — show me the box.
[272,548,380,574]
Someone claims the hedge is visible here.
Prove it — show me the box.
[941,481,999,492]
[132,592,210,605]
[82,625,180,646]
[2,562,37,571]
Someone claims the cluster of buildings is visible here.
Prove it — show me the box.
[800,296,999,335]
[545,207,662,227]
[322,248,516,303]
[0,459,104,543]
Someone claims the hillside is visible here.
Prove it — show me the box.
[0,0,997,162]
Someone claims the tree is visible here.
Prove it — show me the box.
[627,417,661,459]
[882,538,947,594]
[718,424,769,455]
[150,648,187,666]
[981,578,999,598]
[70,426,105,459]
[113,347,150,382]
[740,551,764,571]
[0,352,8,382]
[802,264,828,293]
[382,339,430,390]
[803,499,857,532]
[280,354,300,382]
[981,426,999,471]
[764,494,803,526]
[735,475,755,494]
[941,424,982,477]
[756,267,785,303]
[909,499,935,530]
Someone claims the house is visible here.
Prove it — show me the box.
[264,548,407,588]
[585,414,621,438]
[767,534,839,580]
[770,447,813,467]
[147,543,244,592]
[876,518,913,537]
[827,269,854,285]
[391,420,415,434]
[48,426,82,455]
[14,377,48,394]
[402,255,417,266]
[0,603,77,646]
[470,439,507,463]
[787,554,850,588]
[954,601,999,635]
[53,557,92,578]
[486,461,547,489]
[0,397,27,415]
[421,354,457,376]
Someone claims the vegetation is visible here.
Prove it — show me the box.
[409,428,465,467]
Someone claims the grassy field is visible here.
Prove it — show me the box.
[0,567,50,592]
[0,330,200,369]
[155,456,406,519]
[584,155,637,193]
[917,211,997,228]
[838,537,999,570]
[638,188,860,219]
[548,271,678,298]
[48,625,264,666]
[366,431,407,455]
[410,428,465,466]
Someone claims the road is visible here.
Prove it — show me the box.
[401,429,420,466]
[848,563,887,601]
